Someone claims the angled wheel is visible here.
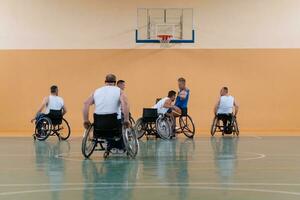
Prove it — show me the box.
[123,127,139,158]
[57,118,71,140]
[156,115,172,140]
[129,116,135,126]
[179,115,195,138]
[35,117,52,141]
[232,117,239,136]
[81,124,96,159]
[134,118,146,139]
[211,116,218,136]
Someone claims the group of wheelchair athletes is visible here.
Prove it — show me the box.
[32,74,239,159]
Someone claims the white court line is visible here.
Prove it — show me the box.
[55,151,266,162]
[1,186,300,196]
[2,182,300,187]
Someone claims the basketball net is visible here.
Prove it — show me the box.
[157,34,173,48]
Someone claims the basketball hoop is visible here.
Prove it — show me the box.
[157,34,173,47]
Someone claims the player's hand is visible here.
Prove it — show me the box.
[30,119,35,123]
[83,121,91,129]
[123,121,131,129]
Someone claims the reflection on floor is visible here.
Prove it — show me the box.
[0,136,300,200]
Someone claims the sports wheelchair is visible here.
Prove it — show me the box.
[33,110,71,141]
[81,114,139,159]
[174,108,195,138]
[135,108,173,140]
[211,114,239,136]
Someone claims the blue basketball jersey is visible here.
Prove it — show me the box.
[175,89,190,108]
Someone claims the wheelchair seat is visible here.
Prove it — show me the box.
[142,108,158,123]
[47,109,63,125]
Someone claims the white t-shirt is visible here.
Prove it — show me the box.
[45,95,64,114]
[93,86,121,115]
[217,95,234,114]
[153,97,170,114]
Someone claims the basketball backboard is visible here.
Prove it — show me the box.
[136,8,194,43]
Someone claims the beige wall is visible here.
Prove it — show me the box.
[0,49,300,136]
[1,0,300,49]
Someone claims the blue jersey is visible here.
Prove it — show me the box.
[175,89,190,108]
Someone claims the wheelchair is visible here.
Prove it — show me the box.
[135,108,174,140]
[81,114,139,159]
[211,114,239,136]
[174,108,195,138]
[33,110,71,141]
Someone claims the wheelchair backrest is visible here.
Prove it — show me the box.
[47,109,63,125]
[142,108,158,122]
[93,113,121,138]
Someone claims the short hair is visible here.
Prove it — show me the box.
[50,85,58,93]
[117,80,125,85]
[223,87,229,93]
[168,90,177,98]
[105,74,117,83]
[178,77,186,83]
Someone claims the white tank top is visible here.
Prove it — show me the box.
[93,86,121,115]
[217,95,234,114]
[153,97,170,114]
[45,95,64,114]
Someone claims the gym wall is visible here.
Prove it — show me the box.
[1,49,300,136]
[0,0,300,136]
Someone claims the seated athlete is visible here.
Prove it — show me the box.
[153,90,181,116]
[31,85,67,123]
[214,87,239,134]
[175,77,189,116]
[82,74,130,150]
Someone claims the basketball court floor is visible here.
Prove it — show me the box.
[0,135,300,200]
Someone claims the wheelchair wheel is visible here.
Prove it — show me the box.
[179,115,195,138]
[81,124,96,159]
[134,118,146,139]
[57,118,71,140]
[232,117,240,136]
[211,116,218,136]
[123,127,139,158]
[129,116,135,126]
[156,115,172,140]
[35,117,52,141]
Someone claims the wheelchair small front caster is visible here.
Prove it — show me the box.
[103,151,109,159]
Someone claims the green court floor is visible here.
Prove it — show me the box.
[0,136,300,200]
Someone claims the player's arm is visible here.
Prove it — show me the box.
[120,90,130,127]
[233,100,239,116]
[62,105,67,116]
[214,99,220,116]
[179,90,187,100]
[163,99,173,109]
[82,94,94,129]
[31,97,48,123]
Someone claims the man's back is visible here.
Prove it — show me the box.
[153,97,169,114]
[45,95,64,113]
[94,85,121,115]
[217,95,234,114]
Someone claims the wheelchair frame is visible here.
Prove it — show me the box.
[135,108,173,140]
[211,114,239,136]
[135,107,195,140]
[175,108,195,138]
[81,124,139,159]
[34,116,71,141]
